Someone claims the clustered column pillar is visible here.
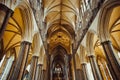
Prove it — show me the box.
[73,54,77,80]
[43,69,46,80]
[10,41,31,80]
[29,56,39,80]
[47,54,50,80]
[76,69,84,80]
[0,3,13,40]
[101,40,120,79]
[88,54,102,80]
[71,58,76,80]
[79,45,88,80]
[68,61,72,80]
[35,64,43,80]
[81,62,88,80]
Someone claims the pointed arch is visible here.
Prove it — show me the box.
[98,0,120,42]
[17,0,35,43]
[86,31,95,55]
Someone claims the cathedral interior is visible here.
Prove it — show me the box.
[0,0,120,80]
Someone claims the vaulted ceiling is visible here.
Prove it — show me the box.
[29,0,83,54]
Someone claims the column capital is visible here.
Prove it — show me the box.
[32,55,39,58]
[101,40,111,44]
[37,64,43,66]
[10,40,31,80]
[21,41,32,45]
[87,54,95,58]
[38,60,43,65]
[101,39,120,79]
[81,62,87,65]
[32,54,39,58]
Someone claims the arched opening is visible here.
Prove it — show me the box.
[50,45,70,80]
[52,57,65,80]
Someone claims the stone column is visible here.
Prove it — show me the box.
[35,64,43,80]
[73,54,77,80]
[46,54,50,80]
[10,41,31,80]
[43,70,46,80]
[101,40,120,79]
[70,57,76,80]
[1,56,14,80]
[68,61,72,80]
[29,56,39,80]
[0,3,13,40]
[81,63,88,80]
[88,54,102,80]
[76,69,84,80]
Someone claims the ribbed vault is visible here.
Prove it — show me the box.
[29,0,83,55]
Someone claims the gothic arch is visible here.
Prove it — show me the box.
[75,53,81,69]
[17,0,35,42]
[79,45,87,63]
[86,31,106,60]
[32,32,42,56]
[86,31,95,55]
[98,0,120,42]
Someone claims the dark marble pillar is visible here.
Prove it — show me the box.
[29,56,39,80]
[9,41,31,80]
[81,63,88,80]
[101,40,120,79]
[73,54,77,80]
[76,69,84,80]
[35,64,43,80]
[88,55,102,80]
[46,55,50,80]
[43,70,46,80]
